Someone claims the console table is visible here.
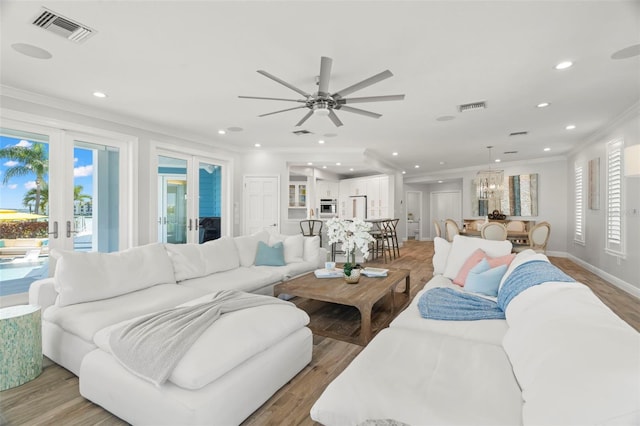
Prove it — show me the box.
[0,305,42,390]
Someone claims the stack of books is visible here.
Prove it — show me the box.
[314,269,344,279]
[361,267,389,277]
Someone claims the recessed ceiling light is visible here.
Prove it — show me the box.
[307,162,313,166]
[439,161,445,165]
[414,165,420,169]
[566,124,576,130]
[349,168,354,171]
[218,129,226,135]
[322,165,327,169]
[438,180,444,184]
[392,152,398,156]
[555,61,573,70]
[93,91,107,98]
[495,159,501,163]
[11,43,52,59]
[537,102,550,108]
[336,162,341,166]
[254,143,261,148]
[544,147,551,151]
[318,140,325,144]
[402,171,406,174]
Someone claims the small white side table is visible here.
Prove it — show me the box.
[0,305,42,391]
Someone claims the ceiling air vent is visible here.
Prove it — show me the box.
[292,129,312,136]
[457,101,487,112]
[509,131,528,137]
[32,8,94,43]
[504,151,518,154]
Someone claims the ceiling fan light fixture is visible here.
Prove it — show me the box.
[313,101,331,116]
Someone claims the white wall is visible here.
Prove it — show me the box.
[566,104,640,292]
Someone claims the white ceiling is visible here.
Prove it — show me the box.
[1,1,639,181]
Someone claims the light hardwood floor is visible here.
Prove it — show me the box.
[1,240,638,426]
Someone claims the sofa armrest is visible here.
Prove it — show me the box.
[29,278,58,311]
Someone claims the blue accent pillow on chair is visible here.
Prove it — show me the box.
[464,258,508,297]
[254,241,286,266]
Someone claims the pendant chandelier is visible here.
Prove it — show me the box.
[475,146,504,199]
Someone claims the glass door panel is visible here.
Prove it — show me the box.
[198,161,222,243]
[73,141,120,252]
[158,156,188,244]
[0,129,51,298]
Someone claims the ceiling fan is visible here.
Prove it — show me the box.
[239,56,405,127]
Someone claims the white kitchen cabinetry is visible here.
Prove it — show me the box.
[288,182,307,208]
[337,175,393,219]
[316,180,339,200]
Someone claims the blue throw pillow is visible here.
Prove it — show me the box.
[464,259,508,297]
[254,241,286,266]
[0,240,4,248]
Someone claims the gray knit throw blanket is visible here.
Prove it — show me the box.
[109,290,293,387]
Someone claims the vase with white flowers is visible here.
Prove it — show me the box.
[326,218,375,283]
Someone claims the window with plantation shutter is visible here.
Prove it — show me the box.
[574,163,585,244]
[606,139,625,256]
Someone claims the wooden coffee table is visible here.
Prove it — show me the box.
[274,268,410,345]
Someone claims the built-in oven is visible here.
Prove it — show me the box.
[319,199,337,217]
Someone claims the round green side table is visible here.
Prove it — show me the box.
[0,305,42,391]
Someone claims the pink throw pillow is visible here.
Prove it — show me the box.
[487,253,516,269]
[453,248,486,286]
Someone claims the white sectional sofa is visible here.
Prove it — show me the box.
[29,230,326,425]
[311,235,640,425]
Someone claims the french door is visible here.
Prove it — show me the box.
[156,151,225,244]
[0,120,130,296]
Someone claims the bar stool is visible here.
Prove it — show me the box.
[299,219,323,246]
[388,218,400,258]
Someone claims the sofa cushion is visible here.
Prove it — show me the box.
[54,243,177,307]
[303,235,321,263]
[180,266,283,294]
[269,233,304,263]
[254,241,286,266]
[94,293,310,390]
[452,248,485,285]
[502,281,640,425]
[234,231,269,267]
[311,327,522,426]
[432,237,451,275]
[442,235,512,280]
[165,237,241,282]
[44,284,206,343]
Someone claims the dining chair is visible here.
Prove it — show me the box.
[299,219,323,246]
[388,218,400,258]
[506,220,526,233]
[444,219,460,242]
[480,222,508,241]
[513,221,551,253]
[433,220,442,238]
[369,220,392,263]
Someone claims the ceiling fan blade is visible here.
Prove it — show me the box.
[257,70,310,98]
[239,95,305,103]
[340,94,406,104]
[295,111,314,127]
[328,110,343,127]
[317,56,333,97]
[332,70,393,98]
[258,105,307,117]
[338,105,382,119]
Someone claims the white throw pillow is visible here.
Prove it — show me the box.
[442,235,512,280]
[203,237,240,273]
[432,237,451,275]
[54,243,176,307]
[268,233,305,264]
[234,230,269,267]
[303,236,321,264]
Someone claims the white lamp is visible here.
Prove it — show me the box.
[625,144,640,177]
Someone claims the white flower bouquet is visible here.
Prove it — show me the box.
[326,218,375,276]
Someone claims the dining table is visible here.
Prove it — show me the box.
[461,229,529,245]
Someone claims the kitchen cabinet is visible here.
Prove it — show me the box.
[316,180,339,200]
[337,174,393,219]
[288,182,307,208]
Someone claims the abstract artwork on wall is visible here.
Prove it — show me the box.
[500,173,538,216]
[589,157,600,210]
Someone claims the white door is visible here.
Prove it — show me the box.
[430,191,462,239]
[405,190,422,240]
[243,176,279,235]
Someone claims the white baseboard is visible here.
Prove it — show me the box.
[567,254,640,299]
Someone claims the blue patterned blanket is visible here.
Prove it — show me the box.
[419,260,575,321]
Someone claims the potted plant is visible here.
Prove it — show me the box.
[326,218,375,283]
